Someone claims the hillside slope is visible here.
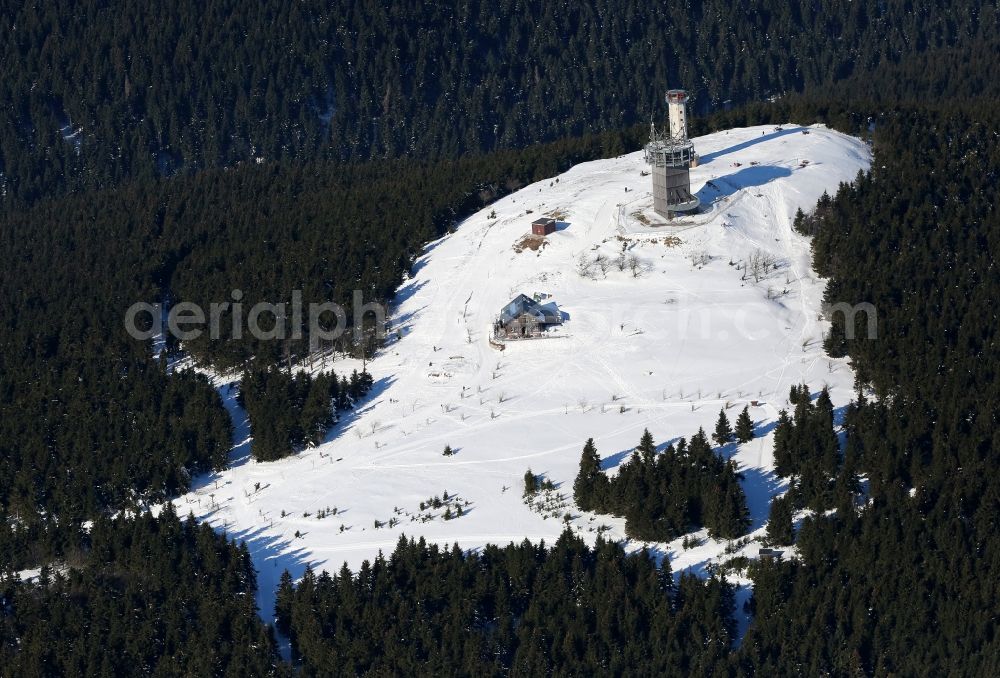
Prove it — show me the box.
[174,124,871,624]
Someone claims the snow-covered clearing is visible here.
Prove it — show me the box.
[173,124,871,630]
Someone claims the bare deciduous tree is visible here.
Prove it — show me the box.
[594,253,610,276]
[746,248,777,283]
[690,250,711,267]
[627,253,643,278]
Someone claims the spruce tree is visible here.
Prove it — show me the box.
[706,464,751,539]
[523,469,538,497]
[766,493,794,546]
[690,428,712,456]
[735,406,754,443]
[713,409,733,446]
[300,373,334,446]
[637,429,656,464]
[275,570,295,636]
[815,386,834,426]
[574,438,604,511]
[772,410,794,477]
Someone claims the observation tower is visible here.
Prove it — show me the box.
[644,89,700,217]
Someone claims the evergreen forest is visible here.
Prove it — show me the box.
[573,429,752,541]
[2,1,999,674]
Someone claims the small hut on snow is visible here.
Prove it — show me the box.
[494,294,562,339]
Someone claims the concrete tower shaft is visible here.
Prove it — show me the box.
[666,90,689,140]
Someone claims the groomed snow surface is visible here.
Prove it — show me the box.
[174,124,871,637]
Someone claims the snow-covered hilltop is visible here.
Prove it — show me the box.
[175,124,871,622]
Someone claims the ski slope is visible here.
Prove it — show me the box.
[174,124,871,628]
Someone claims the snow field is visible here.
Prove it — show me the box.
[173,124,872,630]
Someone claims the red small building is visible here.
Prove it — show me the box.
[531,217,557,236]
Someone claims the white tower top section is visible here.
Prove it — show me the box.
[666,89,689,140]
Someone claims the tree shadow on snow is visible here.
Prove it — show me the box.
[736,465,788,532]
[186,382,252,494]
[322,375,397,446]
[599,436,682,472]
[696,166,792,207]
[227,524,323,620]
[698,127,808,164]
[389,304,428,336]
[393,279,427,308]
[753,418,780,439]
